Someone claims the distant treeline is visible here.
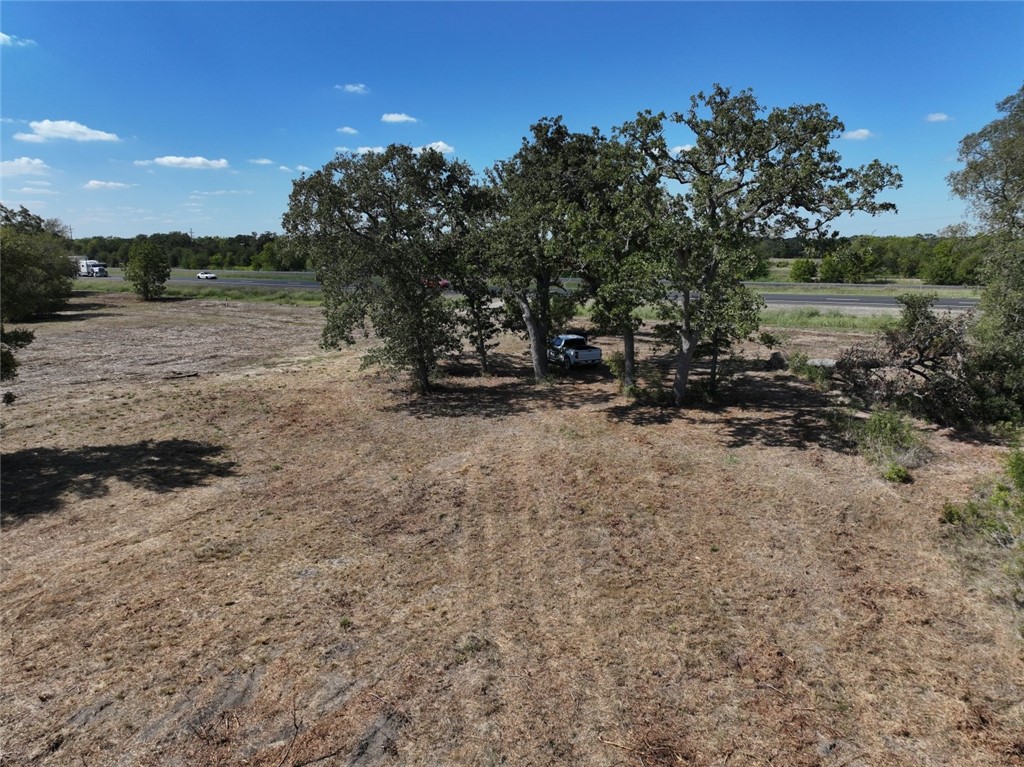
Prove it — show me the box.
[74,231,307,271]
[756,231,990,284]
[75,230,989,285]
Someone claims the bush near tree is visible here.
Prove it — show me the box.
[789,257,818,282]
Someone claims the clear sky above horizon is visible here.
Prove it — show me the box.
[2,1,1021,240]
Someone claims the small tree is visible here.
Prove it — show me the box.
[0,208,77,321]
[124,239,171,300]
[451,201,503,374]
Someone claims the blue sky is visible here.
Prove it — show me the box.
[2,1,1021,239]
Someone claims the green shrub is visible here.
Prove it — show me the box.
[883,463,911,483]
[789,257,818,282]
[606,350,626,392]
[124,239,171,301]
[831,408,930,480]
[788,351,833,387]
[941,449,1024,545]
[857,409,928,467]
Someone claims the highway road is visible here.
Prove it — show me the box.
[104,275,981,312]
[759,293,979,311]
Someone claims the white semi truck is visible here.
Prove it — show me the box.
[78,259,108,277]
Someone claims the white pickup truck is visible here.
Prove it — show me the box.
[548,334,602,368]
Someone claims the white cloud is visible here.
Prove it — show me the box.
[191,189,253,196]
[248,158,274,165]
[338,126,359,135]
[338,83,369,94]
[279,165,291,172]
[135,156,230,169]
[1,32,37,47]
[357,146,385,154]
[11,185,58,195]
[296,165,312,172]
[842,128,875,140]
[416,141,455,155]
[381,113,418,124]
[1,157,50,175]
[926,113,952,123]
[84,180,135,190]
[670,144,694,155]
[14,119,120,143]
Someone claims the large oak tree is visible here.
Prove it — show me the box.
[487,118,602,382]
[283,145,476,393]
[623,85,902,405]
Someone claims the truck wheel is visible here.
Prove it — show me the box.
[563,354,573,369]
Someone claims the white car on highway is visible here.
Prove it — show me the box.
[196,271,218,280]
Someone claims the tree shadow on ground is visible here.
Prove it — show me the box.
[607,370,857,454]
[18,300,120,324]
[715,374,856,452]
[1,439,237,525]
[385,373,618,420]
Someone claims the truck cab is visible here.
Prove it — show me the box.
[78,260,108,277]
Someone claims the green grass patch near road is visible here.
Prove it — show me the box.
[162,285,322,305]
[760,307,895,331]
[73,279,322,306]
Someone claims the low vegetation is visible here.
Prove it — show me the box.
[762,308,895,332]
[941,446,1024,635]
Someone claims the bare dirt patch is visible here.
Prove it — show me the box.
[2,294,1022,766]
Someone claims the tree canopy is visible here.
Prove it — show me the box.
[949,84,1024,421]
[486,117,603,381]
[948,84,1024,238]
[622,85,902,404]
[277,87,907,400]
[283,145,477,393]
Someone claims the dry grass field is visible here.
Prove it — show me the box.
[2,293,1022,766]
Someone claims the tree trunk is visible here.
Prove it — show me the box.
[475,336,489,375]
[622,323,636,390]
[672,327,698,407]
[412,356,431,394]
[708,331,720,397]
[517,292,549,382]
[469,299,490,375]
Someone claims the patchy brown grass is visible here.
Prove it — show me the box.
[2,294,1022,766]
